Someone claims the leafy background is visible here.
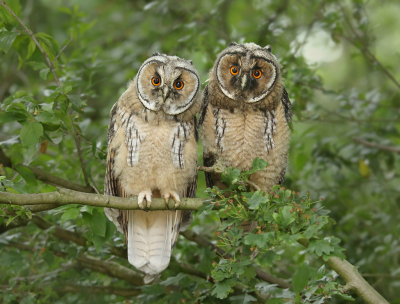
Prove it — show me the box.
[0,0,399,303]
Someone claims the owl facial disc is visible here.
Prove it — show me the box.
[136,55,200,115]
[215,43,278,103]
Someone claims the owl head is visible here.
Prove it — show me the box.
[135,54,200,116]
[211,42,281,105]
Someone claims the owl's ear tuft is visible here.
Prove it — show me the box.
[265,45,272,52]
[187,60,193,65]
[229,41,238,47]
[152,52,161,57]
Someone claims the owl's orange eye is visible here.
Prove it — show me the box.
[152,77,161,86]
[253,70,262,79]
[174,80,184,90]
[230,66,239,75]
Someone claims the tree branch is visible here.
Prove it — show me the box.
[353,137,400,155]
[326,257,389,304]
[0,146,95,193]
[297,239,389,304]
[0,188,205,211]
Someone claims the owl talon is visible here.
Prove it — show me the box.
[173,199,180,210]
[162,190,180,210]
[138,189,152,211]
[163,197,170,210]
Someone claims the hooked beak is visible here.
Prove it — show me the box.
[241,75,247,91]
[162,85,170,101]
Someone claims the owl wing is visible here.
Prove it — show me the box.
[179,117,198,231]
[277,88,292,185]
[104,102,125,233]
[282,88,292,126]
[198,85,217,189]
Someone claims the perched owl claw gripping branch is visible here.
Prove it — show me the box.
[104,54,201,284]
[200,42,292,194]
[161,189,181,210]
[137,189,152,210]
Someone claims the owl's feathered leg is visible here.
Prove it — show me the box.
[138,189,152,210]
[161,189,180,210]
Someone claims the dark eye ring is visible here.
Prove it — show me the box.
[253,70,262,79]
[174,80,184,90]
[230,66,239,75]
[152,77,161,86]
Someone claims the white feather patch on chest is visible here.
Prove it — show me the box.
[120,111,145,166]
[262,109,277,153]
[213,108,226,152]
[170,122,191,169]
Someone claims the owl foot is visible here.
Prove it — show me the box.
[161,190,180,210]
[138,189,152,210]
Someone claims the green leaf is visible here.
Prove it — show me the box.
[67,94,82,108]
[0,0,21,27]
[39,68,50,80]
[91,233,105,253]
[26,61,48,70]
[160,273,186,286]
[0,112,21,124]
[257,250,281,266]
[292,263,309,293]
[303,225,319,239]
[0,31,18,53]
[244,232,274,249]
[64,85,72,93]
[19,121,43,147]
[91,220,116,252]
[273,206,295,227]
[248,190,269,210]
[35,111,59,124]
[231,259,252,276]
[317,265,325,279]
[80,205,94,214]
[61,208,80,224]
[35,32,60,62]
[87,208,107,237]
[272,185,281,191]
[222,166,241,187]
[211,278,236,299]
[251,157,268,171]
[241,266,257,280]
[15,165,37,186]
[307,239,335,257]
[26,38,36,59]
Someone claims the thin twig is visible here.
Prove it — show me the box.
[353,137,400,154]
[338,3,400,89]
[0,1,60,87]
[52,31,73,66]
[244,180,261,191]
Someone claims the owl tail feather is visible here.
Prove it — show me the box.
[127,210,182,283]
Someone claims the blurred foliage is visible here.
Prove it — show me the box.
[0,0,399,303]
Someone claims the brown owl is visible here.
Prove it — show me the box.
[104,54,201,283]
[200,42,292,195]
